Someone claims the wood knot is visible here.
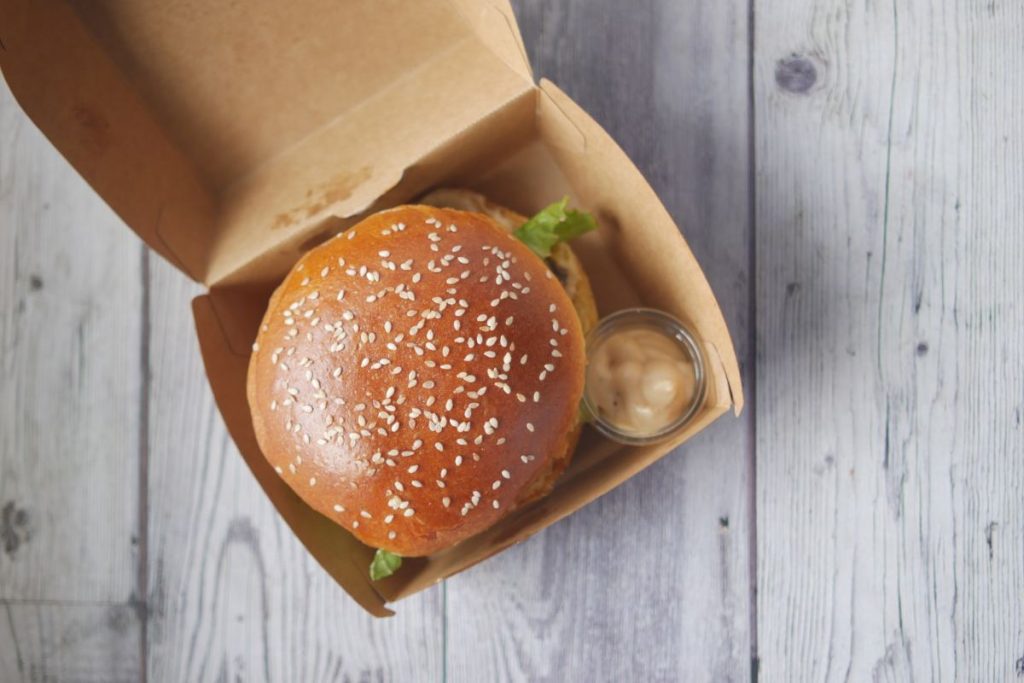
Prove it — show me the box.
[1,501,31,558]
[775,55,818,94]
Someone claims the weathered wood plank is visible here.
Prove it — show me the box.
[0,80,141,603]
[446,1,754,680]
[0,602,141,683]
[144,257,445,682]
[755,0,1024,680]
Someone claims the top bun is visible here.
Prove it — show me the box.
[247,205,586,556]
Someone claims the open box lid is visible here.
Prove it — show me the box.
[0,0,534,285]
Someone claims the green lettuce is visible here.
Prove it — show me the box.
[369,548,402,581]
[513,197,596,259]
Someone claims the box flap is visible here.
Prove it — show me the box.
[532,80,745,411]
[0,0,534,284]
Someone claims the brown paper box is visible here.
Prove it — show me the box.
[0,0,743,616]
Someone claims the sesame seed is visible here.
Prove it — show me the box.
[442,497,451,508]
[403,508,415,517]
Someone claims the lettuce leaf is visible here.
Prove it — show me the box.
[369,548,402,581]
[513,197,596,259]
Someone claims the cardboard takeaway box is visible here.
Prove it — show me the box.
[0,0,744,616]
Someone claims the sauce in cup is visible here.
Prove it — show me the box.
[583,309,706,444]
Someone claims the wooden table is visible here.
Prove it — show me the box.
[2,1,1021,680]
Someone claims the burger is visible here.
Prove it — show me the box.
[247,189,597,579]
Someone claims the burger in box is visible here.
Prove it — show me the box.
[248,190,600,579]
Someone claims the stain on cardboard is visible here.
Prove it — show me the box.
[270,166,372,231]
[70,103,112,155]
[1,501,31,557]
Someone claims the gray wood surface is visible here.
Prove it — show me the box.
[755,0,1024,680]
[0,81,144,682]
[0,83,142,604]
[1,603,141,683]
[2,0,1022,681]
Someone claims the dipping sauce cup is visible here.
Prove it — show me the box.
[583,308,707,445]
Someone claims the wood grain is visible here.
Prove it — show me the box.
[0,75,142,604]
[143,256,445,682]
[0,602,141,683]
[445,2,754,681]
[755,0,1024,680]
[0,75,144,681]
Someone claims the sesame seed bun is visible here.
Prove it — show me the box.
[419,189,599,505]
[420,189,599,336]
[247,205,587,557]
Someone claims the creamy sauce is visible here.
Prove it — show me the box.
[586,327,697,435]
